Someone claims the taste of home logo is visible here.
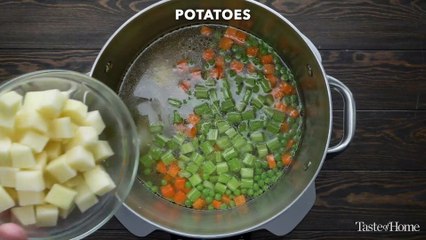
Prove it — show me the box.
[355,221,421,232]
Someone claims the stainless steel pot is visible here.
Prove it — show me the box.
[90,0,356,238]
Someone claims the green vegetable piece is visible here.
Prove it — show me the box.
[252,95,265,109]
[242,153,256,166]
[241,168,254,179]
[266,137,280,151]
[216,136,231,149]
[168,98,182,108]
[217,120,231,133]
[249,120,264,131]
[202,161,216,175]
[228,158,242,172]
[214,182,227,194]
[161,150,174,165]
[200,141,214,155]
[241,178,254,188]
[181,142,195,154]
[186,162,199,174]
[179,154,191,162]
[194,85,209,99]
[154,134,170,147]
[218,174,231,183]
[140,155,155,168]
[173,110,184,124]
[232,134,246,149]
[245,78,255,89]
[178,170,191,178]
[187,188,202,201]
[241,109,256,121]
[250,131,264,142]
[194,103,211,115]
[266,121,281,134]
[207,129,219,141]
[216,162,229,174]
[191,152,205,165]
[242,89,253,103]
[200,122,212,135]
[227,112,242,124]
[227,177,240,191]
[257,144,268,158]
[221,99,235,112]
[222,147,238,161]
[272,109,286,122]
[203,180,215,189]
[189,174,202,186]
[149,123,163,134]
[225,128,237,138]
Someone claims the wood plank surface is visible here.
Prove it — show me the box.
[0,0,424,50]
[0,0,425,239]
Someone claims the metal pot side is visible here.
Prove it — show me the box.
[91,0,332,238]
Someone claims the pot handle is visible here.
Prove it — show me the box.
[327,75,356,153]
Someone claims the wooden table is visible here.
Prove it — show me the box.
[1,1,425,239]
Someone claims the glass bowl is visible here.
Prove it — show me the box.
[0,70,139,239]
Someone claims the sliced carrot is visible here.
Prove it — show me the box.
[279,82,294,95]
[187,113,201,125]
[261,54,274,64]
[192,198,206,210]
[215,56,225,68]
[230,60,244,73]
[274,102,286,112]
[174,177,186,191]
[210,67,224,79]
[235,30,247,44]
[167,162,180,178]
[156,161,167,174]
[286,107,300,118]
[173,191,187,205]
[263,64,275,75]
[185,126,197,138]
[280,122,289,132]
[178,80,191,92]
[287,139,295,149]
[224,27,237,39]
[200,26,213,37]
[221,195,231,204]
[246,47,258,57]
[212,200,222,209]
[161,184,175,198]
[265,74,278,87]
[176,59,189,72]
[272,88,284,100]
[266,154,277,169]
[281,153,292,166]
[234,195,246,206]
[163,174,174,183]
[203,48,215,61]
[219,37,233,50]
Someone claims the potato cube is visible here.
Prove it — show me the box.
[59,203,75,219]
[10,143,36,168]
[15,170,45,192]
[30,152,48,170]
[19,131,49,153]
[36,204,59,227]
[23,89,67,119]
[45,155,77,183]
[63,175,84,188]
[49,117,74,139]
[0,137,11,166]
[90,140,114,162]
[74,182,98,213]
[45,184,77,210]
[61,99,88,124]
[17,191,45,206]
[0,114,14,130]
[45,141,62,161]
[0,91,23,115]
[44,174,56,190]
[67,126,98,149]
[65,146,95,172]
[0,167,18,188]
[84,111,105,135]
[11,205,36,226]
[0,186,15,213]
[15,110,48,134]
[83,166,116,196]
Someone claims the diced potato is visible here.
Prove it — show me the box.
[36,204,59,227]
[0,186,15,213]
[30,152,48,170]
[23,89,67,119]
[45,141,62,161]
[65,146,95,172]
[0,114,14,130]
[0,136,11,166]
[63,175,85,188]
[50,117,74,139]
[44,174,56,190]
[74,182,98,213]
[66,126,98,149]
[0,91,23,115]
[5,187,18,203]
[45,184,77,210]
[0,167,18,188]
[83,166,116,196]
[90,140,114,162]
[10,143,36,168]
[17,191,45,206]
[59,203,75,219]
[15,110,49,134]
[15,170,45,192]
[11,205,36,226]
[61,99,88,124]
[45,155,77,183]
[84,111,105,135]
[19,131,49,153]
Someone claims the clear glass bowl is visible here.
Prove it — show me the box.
[0,70,139,239]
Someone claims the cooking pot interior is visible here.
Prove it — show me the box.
[91,0,331,237]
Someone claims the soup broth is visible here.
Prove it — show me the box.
[121,25,303,210]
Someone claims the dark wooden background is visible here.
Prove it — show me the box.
[0,0,425,239]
